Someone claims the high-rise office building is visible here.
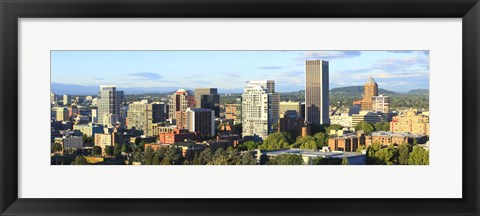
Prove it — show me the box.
[186,108,215,137]
[305,60,329,126]
[246,80,279,129]
[97,85,122,125]
[372,94,390,113]
[127,101,165,136]
[91,109,98,123]
[168,89,195,121]
[50,92,56,105]
[194,88,220,118]
[242,81,278,139]
[361,77,378,111]
[235,97,242,123]
[63,94,71,106]
[56,107,69,121]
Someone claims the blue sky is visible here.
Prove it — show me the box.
[51,50,429,93]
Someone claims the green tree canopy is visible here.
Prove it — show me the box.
[355,121,375,134]
[259,132,292,150]
[313,132,328,148]
[243,141,260,151]
[121,143,129,153]
[198,148,213,165]
[145,147,154,165]
[104,145,114,157]
[52,143,63,153]
[398,143,410,165]
[241,152,257,165]
[114,144,123,157]
[326,124,343,134]
[92,146,102,156]
[374,122,390,132]
[408,146,429,165]
[71,156,88,165]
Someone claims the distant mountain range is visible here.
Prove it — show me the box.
[330,86,398,95]
[406,89,429,95]
[51,83,428,96]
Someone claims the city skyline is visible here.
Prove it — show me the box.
[51,50,429,93]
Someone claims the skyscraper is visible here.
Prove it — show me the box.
[305,60,329,126]
[186,108,215,137]
[194,88,220,118]
[168,89,195,122]
[246,80,279,129]
[372,94,390,113]
[63,94,71,106]
[56,107,69,121]
[50,92,56,105]
[97,85,122,125]
[242,81,279,139]
[127,101,165,136]
[361,77,379,111]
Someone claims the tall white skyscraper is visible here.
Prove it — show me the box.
[50,92,56,105]
[63,94,71,106]
[242,80,279,139]
[97,85,122,125]
[305,60,329,126]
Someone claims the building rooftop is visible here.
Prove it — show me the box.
[371,131,425,138]
[262,148,363,158]
[366,77,377,85]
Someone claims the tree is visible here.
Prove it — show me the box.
[104,145,113,156]
[52,143,63,153]
[313,132,328,148]
[382,122,390,131]
[341,157,350,165]
[162,147,181,165]
[114,144,123,157]
[121,143,129,153]
[145,147,154,165]
[82,134,93,146]
[398,143,410,165]
[366,142,382,165]
[192,153,202,165]
[299,138,317,150]
[326,124,343,134]
[292,136,313,148]
[233,123,242,134]
[152,154,161,165]
[243,141,259,151]
[374,122,390,132]
[408,146,429,165]
[198,148,213,165]
[356,145,366,153]
[267,154,304,165]
[92,146,102,156]
[355,121,375,134]
[241,152,257,165]
[214,148,225,158]
[259,132,292,150]
[71,156,88,165]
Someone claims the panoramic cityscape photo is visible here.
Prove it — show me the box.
[50,50,430,165]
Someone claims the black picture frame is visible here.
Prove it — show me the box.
[1,0,479,215]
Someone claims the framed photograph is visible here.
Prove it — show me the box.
[1,0,479,215]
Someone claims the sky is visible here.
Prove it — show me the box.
[51,50,429,93]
